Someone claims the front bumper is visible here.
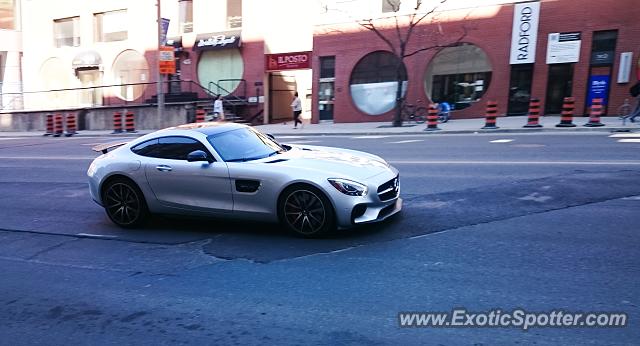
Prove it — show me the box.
[327,169,402,229]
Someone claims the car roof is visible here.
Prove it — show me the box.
[162,122,249,136]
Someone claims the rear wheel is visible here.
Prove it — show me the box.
[102,178,148,228]
[279,185,335,237]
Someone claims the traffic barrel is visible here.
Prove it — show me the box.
[584,98,605,127]
[65,113,77,137]
[523,98,543,128]
[195,107,206,123]
[43,113,54,136]
[555,97,576,127]
[424,104,441,131]
[112,111,123,134]
[125,111,136,133]
[53,113,64,137]
[482,101,499,129]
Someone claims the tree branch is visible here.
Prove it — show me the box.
[359,20,398,55]
[403,25,468,58]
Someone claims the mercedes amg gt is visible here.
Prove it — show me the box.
[88,122,401,237]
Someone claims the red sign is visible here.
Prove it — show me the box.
[265,51,312,71]
[158,46,176,74]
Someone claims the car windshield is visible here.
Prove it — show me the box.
[207,127,284,162]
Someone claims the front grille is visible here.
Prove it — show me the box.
[377,175,399,201]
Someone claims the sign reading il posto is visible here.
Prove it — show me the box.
[509,1,540,64]
[547,32,582,64]
[265,51,312,72]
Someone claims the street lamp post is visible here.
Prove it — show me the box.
[156,0,165,119]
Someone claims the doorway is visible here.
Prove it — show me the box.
[507,64,533,115]
[269,72,297,123]
[544,63,574,114]
[76,68,102,106]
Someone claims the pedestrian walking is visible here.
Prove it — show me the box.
[628,81,640,122]
[291,92,302,129]
[213,95,225,121]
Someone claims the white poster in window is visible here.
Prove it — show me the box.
[546,32,581,64]
[617,52,633,84]
[509,1,540,64]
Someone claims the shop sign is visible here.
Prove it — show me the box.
[616,52,632,83]
[590,51,614,66]
[265,51,312,71]
[586,75,610,107]
[547,32,581,64]
[159,46,176,74]
[509,1,540,64]
[194,31,241,51]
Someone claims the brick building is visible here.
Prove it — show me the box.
[311,0,640,123]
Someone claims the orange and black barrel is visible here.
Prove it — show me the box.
[584,98,605,127]
[482,101,499,129]
[523,98,542,128]
[556,97,576,127]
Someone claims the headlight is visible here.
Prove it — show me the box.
[328,178,368,196]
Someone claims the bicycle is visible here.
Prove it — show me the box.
[400,101,427,124]
[618,98,635,125]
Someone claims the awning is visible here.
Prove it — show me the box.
[72,50,102,69]
[193,31,241,51]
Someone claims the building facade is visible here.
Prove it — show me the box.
[6,0,640,126]
[311,0,640,123]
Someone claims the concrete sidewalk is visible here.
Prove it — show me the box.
[0,115,637,138]
[255,115,639,136]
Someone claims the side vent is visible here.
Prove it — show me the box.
[235,180,261,193]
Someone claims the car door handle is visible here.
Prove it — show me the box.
[156,165,172,172]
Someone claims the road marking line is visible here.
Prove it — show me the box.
[490,139,514,143]
[76,233,118,239]
[388,139,424,144]
[389,160,640,165]
[609,133,640,138]
[0,156,95,160]
[352,135,390,139]
[617,139,640,143]
[276,136,305,139]
[286,140,321,144]
[0,138,19,141]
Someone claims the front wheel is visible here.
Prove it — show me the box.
[102,179,148,228]
[279,185,336,237]
[414,107,427,124]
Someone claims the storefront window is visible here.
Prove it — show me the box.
[112,50,149,101]
[425,43,492,110]
[349,51,407,115]
[197,49,244,96]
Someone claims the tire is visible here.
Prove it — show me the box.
[102,178,149,228]
[278,184,336,237]
[414,107,427,124]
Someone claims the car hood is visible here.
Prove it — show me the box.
[256,144,393,181]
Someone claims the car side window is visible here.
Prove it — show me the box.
[130,139,159,157]
[131,136,213,161]
[155,136,211,161]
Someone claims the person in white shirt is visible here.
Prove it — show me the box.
[291,92,302,129]
[213,95,224,121]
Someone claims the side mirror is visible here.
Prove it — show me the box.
[187,150,213,163]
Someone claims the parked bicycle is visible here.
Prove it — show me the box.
[618,98,633,125]
[400,100,427,124]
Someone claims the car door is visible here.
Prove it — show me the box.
[139,136,233,213]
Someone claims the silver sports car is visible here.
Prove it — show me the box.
[88,122,401,237]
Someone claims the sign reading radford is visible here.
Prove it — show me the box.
[265,51,312,71]
[509,1,540,64]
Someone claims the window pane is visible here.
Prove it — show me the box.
[156,137,206,160]
[54,17,80,47]
[227,0,242,28]
[0,0,15,30]
[131,139,160,157]
[95,10,128,42]
[112,50,150,101]
[349,51,407,115]
[179,0,193,33]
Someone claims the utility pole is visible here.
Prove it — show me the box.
[156,0,165,119]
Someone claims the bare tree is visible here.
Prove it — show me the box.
[358,0,466,126]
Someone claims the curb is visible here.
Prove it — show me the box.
[266,127,638,137]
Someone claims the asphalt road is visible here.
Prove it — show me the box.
[0,132,639,345]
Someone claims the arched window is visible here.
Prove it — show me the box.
[425,43,492,110]
[197,49,244,96]
[349,51,407,115]
[112,50,149,101]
